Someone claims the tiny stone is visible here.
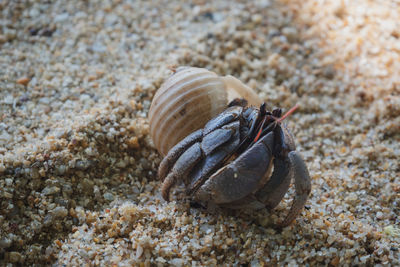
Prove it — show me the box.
[16,77,30,86]
[3,191,13,199]
[75,160,90,170]
[5,178,13,186]
[7,251,22,263]
[323,65,336,79]
[282,27,298,42]
[0,164,5,173]
[170,258,184,266]
[43,214,54,226]
[42,186,60,196]
[51,206,68,218]
[3,95,14,104]
[251,14,262,24]
[0,238,12,248]
[30,168,40,179]
[104,192,114,201]
[56,165,67,175]
[127,136,140,149]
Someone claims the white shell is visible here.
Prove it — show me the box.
[148,67,262,156]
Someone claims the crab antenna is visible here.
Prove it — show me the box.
[253,116,267,142]
[277,104,299,123]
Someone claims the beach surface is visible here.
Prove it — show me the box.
[0,0,399,265]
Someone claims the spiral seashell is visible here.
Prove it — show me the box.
[148,67,262,156]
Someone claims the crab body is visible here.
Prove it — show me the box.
[158,102,311,226]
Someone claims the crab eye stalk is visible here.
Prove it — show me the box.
[253,104,299,143]
[259,103,267,116]
[272,108,282,118]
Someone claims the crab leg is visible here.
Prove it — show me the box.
[161,142,202,201]
[158,129,203,181]
[188,122,240,194]
[280,151,311,227]
[194,132,275,204]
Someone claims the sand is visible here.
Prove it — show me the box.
[0,0,399,265]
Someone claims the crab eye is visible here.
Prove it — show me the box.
[272,108,282,118]
[259,103,267,116]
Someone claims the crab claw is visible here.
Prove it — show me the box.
[194,132,274,204]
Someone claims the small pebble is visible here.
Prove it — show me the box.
[16,77,30,86]
[103,192,114,201]
[7,252,22,263]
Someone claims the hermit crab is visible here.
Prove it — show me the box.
[148,67,311,226]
